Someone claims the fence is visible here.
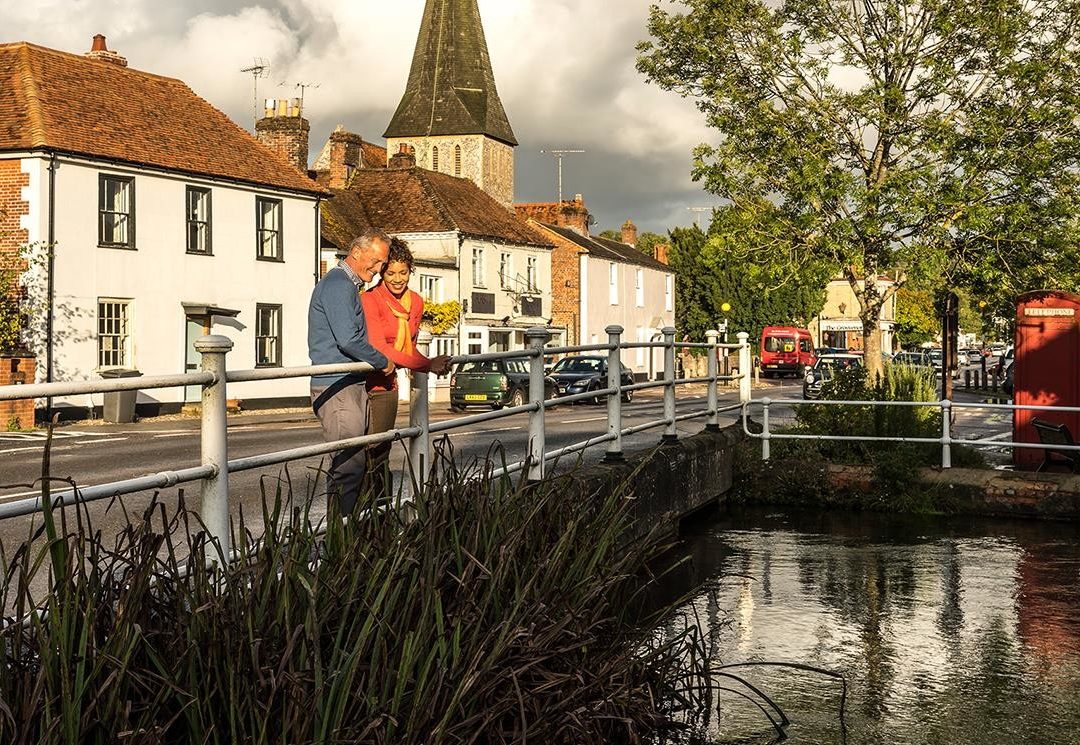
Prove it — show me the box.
[0,327,753,555]
[743,397,1080,469]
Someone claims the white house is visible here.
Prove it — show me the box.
[0,37,327,418]
[525,211,676,380]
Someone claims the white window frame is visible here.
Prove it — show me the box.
[665,275,674,312]
[420,274,442,302]
[97,298,132,369]
[609,262,618,305]
[499,252,512,289]
[527,256,538,292]
[635,268,644,307]
[472,247,486,287]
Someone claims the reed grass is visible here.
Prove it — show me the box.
[0,448,711,744]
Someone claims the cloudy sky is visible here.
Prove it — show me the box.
[4,0,719,234]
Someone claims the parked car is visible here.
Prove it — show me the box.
[815,346,847,357]
[1002,358,1015,396]
[760,326,816,378]
[548,355,635,403]
[892,350,937,372]
[992,346,1015,376]
[802,353,863,399]
[449,358,558,411]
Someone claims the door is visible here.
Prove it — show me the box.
[184,315,208,402]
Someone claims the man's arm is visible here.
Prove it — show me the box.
[323,279,390,370]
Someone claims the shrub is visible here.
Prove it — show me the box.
[0,455,713,744]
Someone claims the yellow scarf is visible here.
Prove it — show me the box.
[390,290,413,357]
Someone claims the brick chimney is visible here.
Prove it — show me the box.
[653,242,670,265]
[84,34,128,67]
[255,98,310,175]
[327,127,363,189]
[389,144,417,169]
[621,219,638,247]
[560,194,591,236]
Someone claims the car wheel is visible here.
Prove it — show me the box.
[621,388,634,404]
[491,402,503,411]
[449,403,464,413]
[510,389,526,408]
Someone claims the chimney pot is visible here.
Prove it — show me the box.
[621,219,638,248]
[91,34,108,52]
[85,34,128,67]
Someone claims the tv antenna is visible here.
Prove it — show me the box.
[687,206,713,229]
[292,81,320,113]
[240,58,270,129]
[540,149,585,204]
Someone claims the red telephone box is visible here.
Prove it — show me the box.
[1013,290,1080,469]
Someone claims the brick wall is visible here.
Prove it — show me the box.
[532,223,582,344]
[0,159,29,270]
[0,356,36,428]
[254,116,311,174]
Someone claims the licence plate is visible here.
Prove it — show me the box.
[464,394,487,401]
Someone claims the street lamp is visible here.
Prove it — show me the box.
[719,302,731,343]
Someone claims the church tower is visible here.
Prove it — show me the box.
[384,0,517,207]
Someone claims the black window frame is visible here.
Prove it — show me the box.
[255,196,284,262]
[185,186,213,255]
[255,303,283,367]
[98,174,136,249]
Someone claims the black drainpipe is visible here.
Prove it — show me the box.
[45,152,57,420]
[313,197,322,284]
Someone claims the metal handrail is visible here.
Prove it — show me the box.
[0,327,756,542]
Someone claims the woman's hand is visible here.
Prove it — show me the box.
[428,355,453,376]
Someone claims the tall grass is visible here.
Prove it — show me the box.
[0,449,711,744]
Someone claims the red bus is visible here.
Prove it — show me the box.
[760,326,816,378]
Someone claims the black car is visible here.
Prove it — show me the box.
[802,354,863,399]
[449,358,558,411]
[548,355,636,403]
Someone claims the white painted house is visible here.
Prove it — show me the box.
[0,38,327,418]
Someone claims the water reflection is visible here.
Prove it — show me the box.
[667,509,1080,744]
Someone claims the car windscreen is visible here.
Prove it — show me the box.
[504,359,529,375]
[458,361,500,374]
[552,357,604,374]
[764,336,796,353]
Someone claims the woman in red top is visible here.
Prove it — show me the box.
[361,238,451,499]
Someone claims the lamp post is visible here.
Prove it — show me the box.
[719,302,732,377]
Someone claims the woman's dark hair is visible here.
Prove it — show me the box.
[387,237,414,272]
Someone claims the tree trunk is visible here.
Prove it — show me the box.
[940,291,959,402]
[862,314,884,377]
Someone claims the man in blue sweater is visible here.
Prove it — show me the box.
[308,228,395,514]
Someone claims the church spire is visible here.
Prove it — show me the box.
[384,0,517,146]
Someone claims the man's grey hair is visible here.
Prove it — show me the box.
[349,228,392,254]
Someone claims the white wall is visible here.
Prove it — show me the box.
[582,255,675,378]
[461,237,552,332]
[21,154,320,410]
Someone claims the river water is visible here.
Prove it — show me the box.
[662,507,1080,744]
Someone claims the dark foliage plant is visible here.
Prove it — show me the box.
[0,450,717,745]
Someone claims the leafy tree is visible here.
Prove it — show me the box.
[894,287,937,346]
[670,214,831,346]
[638,0,1080,375]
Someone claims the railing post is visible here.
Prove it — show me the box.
[761,396,771,461]
[604,325,625,462]
[706,330,720,431]
[662,326,678,443]
[941,398,952,469]
[408,330,432,494]
[196,335,233,558]
[526,327,551,480]
[737,332,751,405]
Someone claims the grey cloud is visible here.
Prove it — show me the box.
[2,0,712,233]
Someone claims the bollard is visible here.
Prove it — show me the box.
[941,399,952,468]
[706,330,721,431]
[992,372,999,392]
[196,335,233,559]
[662,326,678,443]
[604,325,625,462]
[737,332,751,405]
[526,327,551,480]
[964,369,970,390]
[408,330,433,495]
[761,397,771,461]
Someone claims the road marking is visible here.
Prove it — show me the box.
[0,489,44,501]
[0,446,40,455]
[559,416,607,424]
[73,437,128,446]
[978,431,1013,442]
[153,432,196,439]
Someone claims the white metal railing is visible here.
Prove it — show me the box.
[0,326,753,553]
[743,397,1080,470]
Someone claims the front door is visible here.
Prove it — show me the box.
[185,315,209,402]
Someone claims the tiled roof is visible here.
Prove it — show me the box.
[311,128,387,172]
[384,0,517,146]
[0,42,324,195]
[321,167,552,250]
[539,223,674,273]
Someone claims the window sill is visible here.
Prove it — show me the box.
[255,362,283,369]
[256,255,286,263]
[186,249,214,257]
[99,243,137,251]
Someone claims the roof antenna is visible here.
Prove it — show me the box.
[240,58,270,130]
[686,206,713,229]
[291,82,320,115]
[540,149,585,204]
